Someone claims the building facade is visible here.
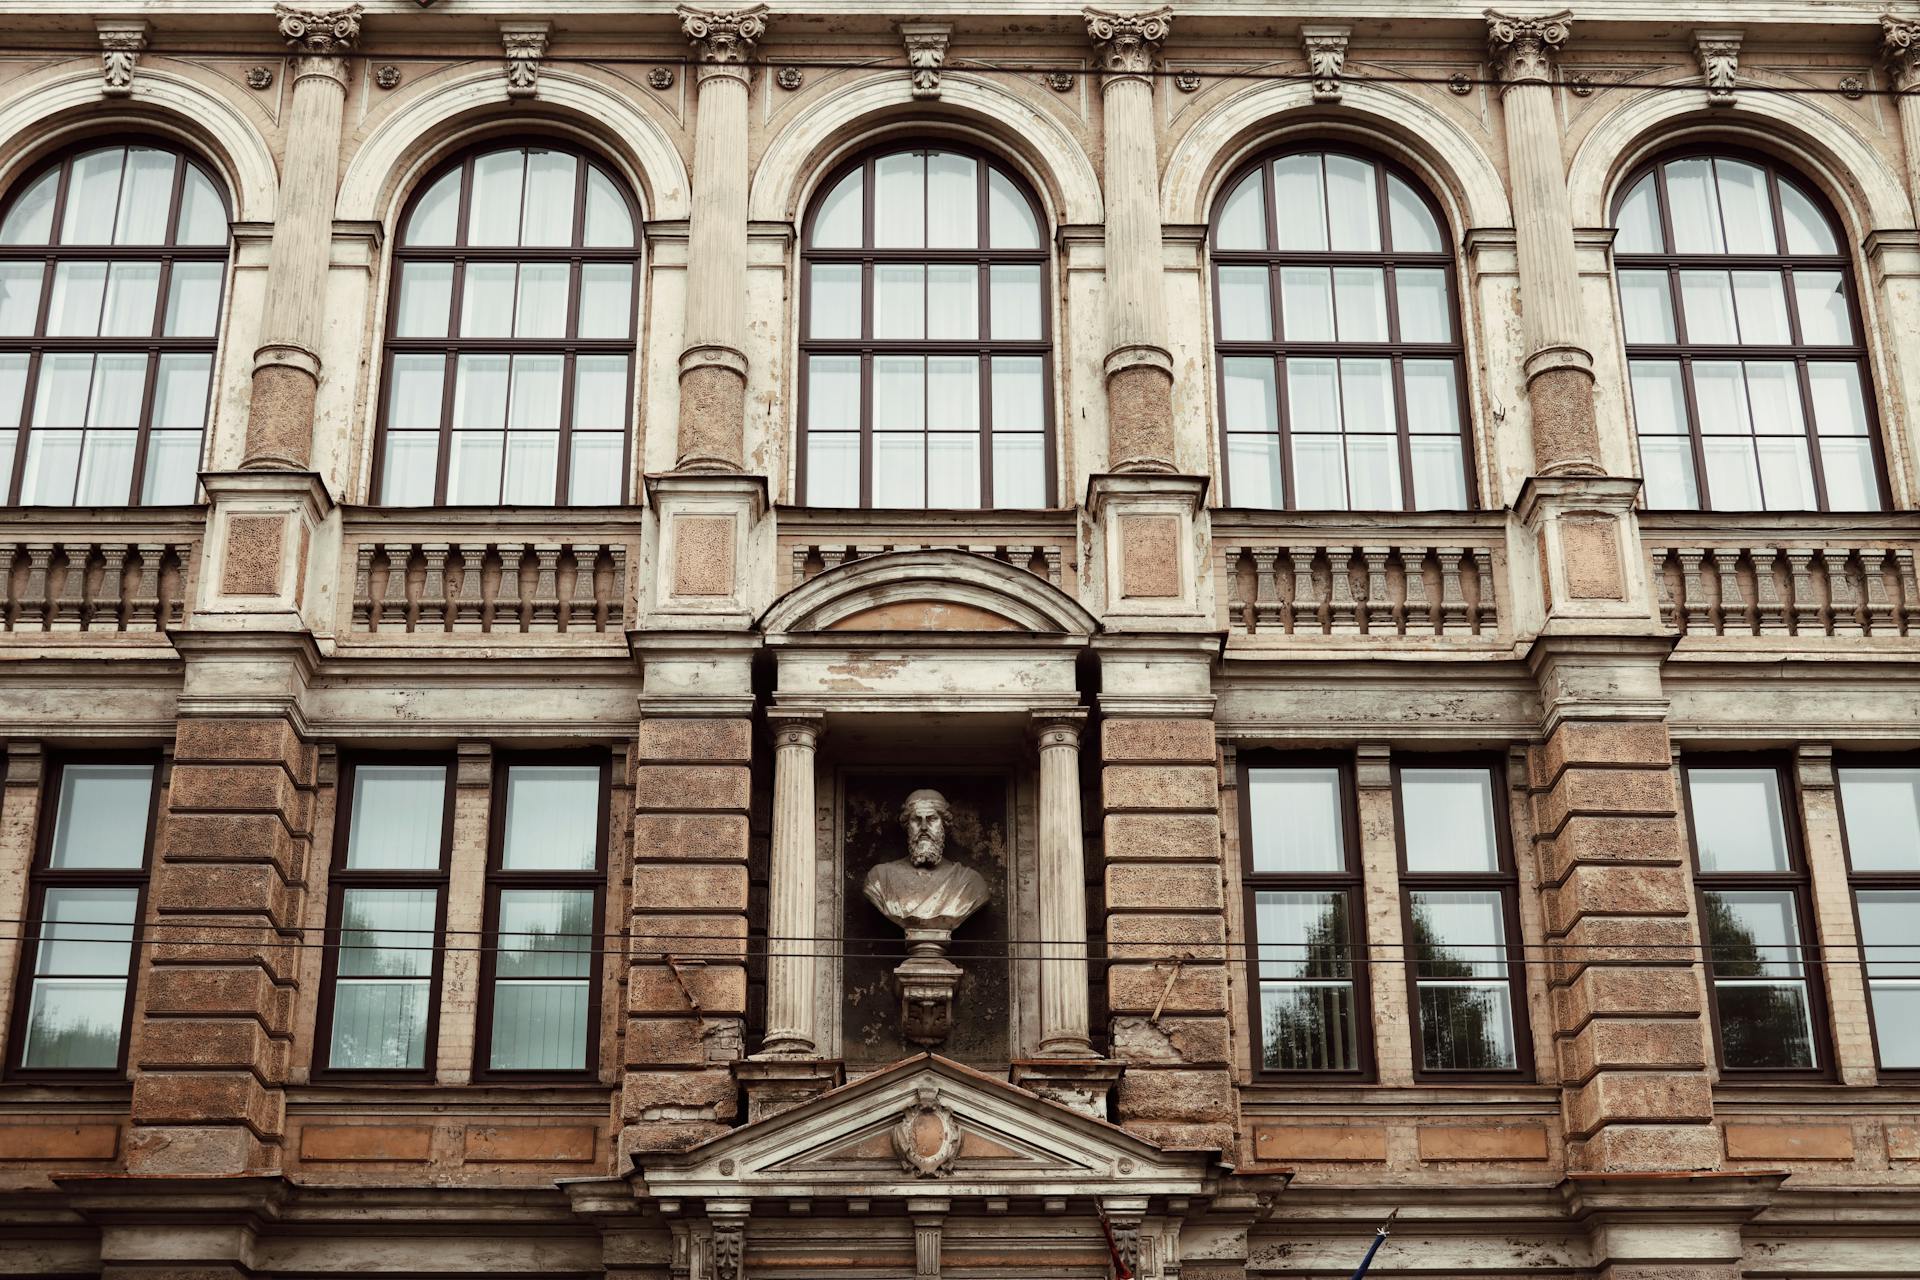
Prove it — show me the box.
[0,2,1919,1277]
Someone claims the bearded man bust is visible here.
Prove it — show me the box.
[863,788,991,935]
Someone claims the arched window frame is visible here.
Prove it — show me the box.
[1208,143,1475,512]
[1610,146,1889,513]
[0,136,232,508]
[372,138,643,508]
[795,140,1058,510]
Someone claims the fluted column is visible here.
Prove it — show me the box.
[760,710,822,1057]
[244,5,361,471]
[675,5,766,473]
[1034,711,1093,1057]
[1086,7,1176,473]
[1884,17,1920,206]
[1487,10,1601,475]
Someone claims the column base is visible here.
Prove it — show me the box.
[1009,1057,1123,1119]
[735,1058,845,1124]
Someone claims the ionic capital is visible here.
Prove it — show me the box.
[1485,8,1570,90]
[679,4,769,85]
[769,708,824,753]
[1084,6,1171,81]
[276,4,362,86]
[1031,708,1087,752]
[1885,15,1920,94]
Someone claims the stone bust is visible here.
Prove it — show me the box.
[863,789,991,934]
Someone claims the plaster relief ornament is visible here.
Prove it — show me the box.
[501,22,550,99]
[1301,25,1349,104]
[1484,9,1570,89]
[864,789,991,1046]
[97,21,147,98]
[1084,5,1172,78]
[901,22,951,100]
[891,1085,964,1177]
[1693,29,1741,107]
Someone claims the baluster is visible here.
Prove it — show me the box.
[1828,550,1865,637]
[126,544,162,632]
[1476,546,1500,633]
[529,544,562,632]
[350,544,375,631]
[1862,549,1897,635]
[49,544,88,632]
[15,543,53,632]
[1326,547,1360,635]
[451,545,485,632]
[1748,547,1787,636]
[1280,549,1307,634]
[1437,547,1468,635]
[418,544,450,632]
[488,544,520,632]
[1707,551,1743,636]
[379,543,413,632]
[1402,547,1434,634]
[1672,549,1707,634]
[0,543,16,631]
[91,544,129,632]
[1042,546,1063,586]
[1784,548,1820,637]
[567,545,601,631]
[1356,547,1389,635]
[158,548,186,628]
[791,546,810,586]
[609,543,632,626]
[1896,549,1920,636]
[1650,547,1679,630]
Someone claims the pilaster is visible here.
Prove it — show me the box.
[1884,16,1920,208]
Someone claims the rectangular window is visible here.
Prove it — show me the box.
[478,756,607,1076]
[9,759,158,1076]
[1237,757,1369,1076]
[1395,761,1529,1078]
[316,759,451,1077]
[1837,759,1920,1073]
[1683,761,1827,1075]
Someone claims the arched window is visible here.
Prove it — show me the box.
[375,142,639,506]
[1211,148,1470,511]
[0,142,229,506]
[1613,152,1884,511]
[798,145,1053,509]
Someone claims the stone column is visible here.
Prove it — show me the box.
[674,5,766,473]
[1034,712,1093,1057]
[1884,18,1920,206]
[1085,7,1175,473]
[244,4,361,471]
[1487,10,1601,476]
[760,711,822,1058]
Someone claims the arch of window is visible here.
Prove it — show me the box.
[0,141,230,506]
[797,143,1054,509]
[1612,150,1885,512]
[375,141,640,507]
[1211,146,1471,511]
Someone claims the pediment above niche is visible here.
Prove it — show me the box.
[760,550,1099,637]
[636,1054,1217,1202]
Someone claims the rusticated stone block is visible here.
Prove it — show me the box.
[138,1019,282,1074]
[1102,765,1217,812]
[1116,1067,1234,1123]
[1724,1123,1855,1161]
[1110,1015,1231,1065]
[174,718,314,779]
[1418,1124,1550,1161]
[144,965,289,1030]
[636,718,752,763]
[1535,720,1672,783]
[640,864,749,911]
[626,1016,717,1065]
[627,963,747,1015]
[1535,816,1688,886]
[620,1120,731,1154]
[1105,863,1222,911]
[150,862,295,923]
[1252,1123,1388,1162]
[0,1122,120,1160]
[168,762,307,821]
[1107,962,1227,1015]
[633,813,750,861]
[1104,813,1221,861]
[132,1073,284,1138]
[147,917,297,981]
[1121,1120,1233,1153]
[634,765,750,813]
[1549,916,1697,983]
[1542,864,1692,933]
[299,1124,433,1162]
[1106,914,1227,960]
[1571,1122,1723,1173]
[163,812,306,878]
[1101,719,1216,764]
[1559,1018,1707,1084]
[1535,767,1677,836]
[630,913,747,956]
[1555,966,1702,1030]
[1564,1072,1713,1137]
[620,1068,738,1121]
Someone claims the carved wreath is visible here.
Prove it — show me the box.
[890,1087,963,1178]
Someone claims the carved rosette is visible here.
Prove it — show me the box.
[1485,9,1571,91]
[97,21,147,98]
[276,4,363,85]
[678,4,770,86]
[1693,29,1740,107]
[890,1086,963,1177]
[1885,16,1920,95]
[501,22,550,99]
[1301,25,1349,104]
[1084,6,1172,83]
[902,22,951,100]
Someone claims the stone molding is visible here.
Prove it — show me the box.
[1084,6,1172,81]
[1693,29,1741,107]
[679,4,769,85]
[1485,9,1571,90]
[96,20,147,97]
[500,21,550,99]
[901,22,950,99]
[1301,24,1349,104]
[276,4,363,85]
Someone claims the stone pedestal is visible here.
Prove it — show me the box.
[1009,1057,1123,1119]
[195,472,335,634]
[895,938,965,1047]
[1564,1173,1783,1280]
[1088,474,1210,628]
[735,1058,844,1123]
[645,473,770,629]
[1516,476,1657,632]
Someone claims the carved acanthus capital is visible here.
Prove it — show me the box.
[1885,15,1920,93]
[901,22,951,100]
[500,21,550,98]
[1693,29,1740,107]
[1485,9,1570,90]
[1084,6,1172,80]
[679,4,769,85]
[1301,24,1350,103]
[276,4,362,84]
[96,20,147,98]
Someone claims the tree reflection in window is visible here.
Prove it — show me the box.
[1699,889,1816,1070]
[1257,889,1358,1071]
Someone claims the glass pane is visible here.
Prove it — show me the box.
[927,356,978,431]
[405,168,460,246]
[1216,266,1271,341]
[928,264,978,340]
[807,354,860,431]
[503,432,558,504]
[1688,768,1789,872]
[0,262,42,335]
[490,980,589,1071]
[36,887,138,976]
[1410,437,1467,510]
[514,263,568,339]
[163,262,223,337]
[1679,271,1737,344]
[346,764,446,870]
[582,166,634,247]
[1617,271,1675,344]
[337,888,437,978]
[1247,768,1345,872]
[113,148,176,245]
[806,431,858,506]
[1714,159,1777,254]
[62,148,125,245]
[50,764,152,869]
[926,431,980,507]
[1340,358,1394,433]
[394,262,453,338]
[380,431,439,506]
[1404,360,1460,434]
[99,262,160,336]
[1286,358,1341,433]
[386,353,446,431]
[33,353,92,427]
[21,979,127,1069]
[1728,271,1789,344]
[508,355,563,433]
[991,356,1045,433]
[1713,977,1816,1069]
[1807,363,1869,436]
[1840,770,1920,871]
[1703,437,1761,510]
[455,354,509,431]
[152,354,211,431]
[468,149,526,246]
[991,433,1045,508]
[1793,270,1851,345]
[1417,981,1516,1071]
[88,354,145,430]
[990,265,1041,341]
[1756,435,1816,512]
[1820,437,1880,512]
[1324,154,1381,252]
[328,977,429,1070]
[1387,174,1443,252]
[1410,890,1509,979]
[1401,768,1499,872]
[1868,978,1920,1069]
[811,167,864,248]
[873,432,925,508]
[1858,890,1920,978]
[1744,362,1804,436]
[1256,890,1351,979]
[1215,168,1267,250]
[1279,267,1334,342]
[1273,154,1328,251]
[446,430,504,504]
[1227,435,1281,508]
[1665,157,1726,254]
[1630,360,1687,437]
[873,151,924,249]
[1692,361,1750,435]
[1222,357,1277,433]
[873,356,925,432]
[1614,174,1663,253]
[578,263,632,339]
[873,263,924,339]
[1345,434,1401,509]
[74,431,136,505]
[142,431,201,505]
[0,352,24,429]
[0,170,57,245]
[1260,981,1359,1071]
[572,355,628,431]
[1780,180,1838,255]
[46,262,106,336]
[808,262,861,339]
[569,431,623,504]
[20,429,81,505]
[926,152,977,248]
[502,765,601,870]
[520,150,578,248]
[1395,268,1450,342]
[497,887,594,983]
[987,167,1041,250]
[1332,268,1387,342]
[460,262,516,338]
[1292,434,1345,509]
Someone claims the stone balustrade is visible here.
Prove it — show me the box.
[341,509,642,637]
[1643,514,1920,639]
[0,510,198,635]
[1216,512,1508,641]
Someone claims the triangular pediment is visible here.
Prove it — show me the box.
[635,1055,1216,1202]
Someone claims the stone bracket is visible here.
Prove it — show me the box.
[1301,25,1349,103]
[97,20,147,96]
[1693,29,1741,107]
[500,20,551,98]
[901,22,951,98]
